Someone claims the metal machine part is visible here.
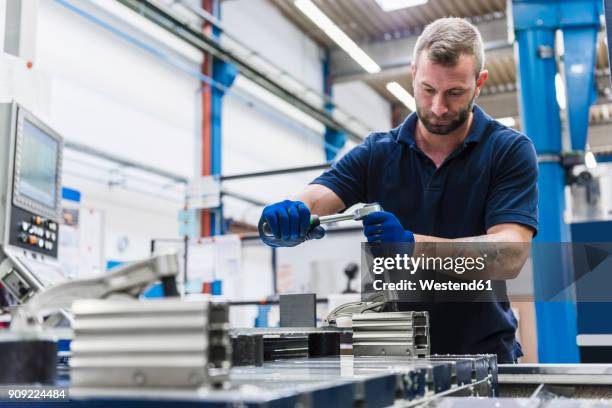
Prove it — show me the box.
[498,363,612,385]
[325,291,389,325]
[261,203,382,236]
[258,332,342,361]
[9,252,180,331]
[308,332,341,357]
[425,398,612,407]
[263,334,310,360]
[279,293,316,327]
[70,297,231,391]
[0,252,180,387]
[0,102,65,303]
[0,332,57,385]
[231,334,264,366]
[231,327,346,361]
[498,363,612,399]
[352,311,430,357]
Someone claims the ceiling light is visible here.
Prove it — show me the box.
[497,117,516,127]
[375,0,429,12]
[386,82,416,111]
[294,0,381,74]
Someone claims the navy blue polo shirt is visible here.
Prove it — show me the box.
[311,105,538,363]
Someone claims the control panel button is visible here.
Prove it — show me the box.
[18,233,28,243]
[44,241,53,251]
[47,222,57,232]
[30,227,44,238]
[32,216,43,226]
[50,232,56,242]
[28,235,37,245]
[38,239,45,248]
[45,230,51,240]
[21,221,30,232]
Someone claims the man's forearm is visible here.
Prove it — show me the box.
[412,227,532,280]
[291,184,345,217]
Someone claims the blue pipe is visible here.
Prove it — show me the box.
[322,50,346,160]
[514,21,579,362]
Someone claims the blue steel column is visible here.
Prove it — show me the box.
[512,1,579,362]
[323,50,346,160]
[209,0,237,235]
[560,1,601,151]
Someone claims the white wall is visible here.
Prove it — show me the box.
[34,0,200,262]
[334,81,392,133]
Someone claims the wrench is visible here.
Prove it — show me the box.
[261,203,382,237]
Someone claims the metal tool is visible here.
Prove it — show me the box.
[262,203,382,237]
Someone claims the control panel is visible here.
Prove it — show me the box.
[8,203,59,258]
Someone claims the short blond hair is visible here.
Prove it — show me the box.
[413,17,485,77]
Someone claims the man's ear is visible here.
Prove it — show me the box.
[474,69,489,97]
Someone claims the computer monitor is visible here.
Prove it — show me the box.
[0,102,65,303]
[14,117,62,217]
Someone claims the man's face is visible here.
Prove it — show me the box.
[411,51,488,135]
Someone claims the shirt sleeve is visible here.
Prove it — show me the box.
[485,135,539,235]
[310,135,372,208]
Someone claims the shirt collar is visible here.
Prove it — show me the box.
[397,104,491,147]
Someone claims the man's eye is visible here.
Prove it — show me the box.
[449,91,464,97]
[425,88,435,94]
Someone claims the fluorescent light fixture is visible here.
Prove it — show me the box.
[294,0,381,74]
[497,117,516,127]
[585,151,598,169]
[555,73,566,110]
[386,82,416,111]
[375,0,429,11]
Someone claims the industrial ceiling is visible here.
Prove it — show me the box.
[270,0,612,146]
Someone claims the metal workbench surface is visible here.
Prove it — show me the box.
[0,355,496,408]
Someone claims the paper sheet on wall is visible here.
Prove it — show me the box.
[213,234,241,276]
[187,237,215,282]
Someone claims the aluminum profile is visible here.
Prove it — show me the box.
[352,311,430,357]
[70,297,230,390]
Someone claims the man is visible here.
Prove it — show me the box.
[258,18,537,363]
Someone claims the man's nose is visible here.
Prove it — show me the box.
[430,94,448,117]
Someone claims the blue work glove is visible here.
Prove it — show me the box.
[362,211,415,243]
[258,200,325,247]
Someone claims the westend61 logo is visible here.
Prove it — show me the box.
[371,253,487,275]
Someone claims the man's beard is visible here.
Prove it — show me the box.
[416,96,475,135]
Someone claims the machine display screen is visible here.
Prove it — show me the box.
[17,119,59,209]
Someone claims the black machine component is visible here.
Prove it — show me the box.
[279,293,316,328]
[231,328,345,362]
[308,332,340,357]
[0,338,57,385]
[231,335,264,366]
[263,335,310,360]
